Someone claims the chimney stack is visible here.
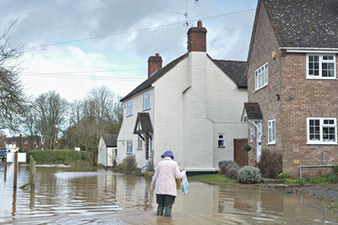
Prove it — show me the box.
[187,20,207,52]
[148,53,162,77]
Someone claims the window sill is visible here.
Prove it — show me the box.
[126,114,133,118]
[217,146,225,148]
[306,142,338,145]
[126,152,133,155]
[267,142,276,146]
[137,148,142,150]
[254,84,268,92]
[306,77,337,80]
[142,108,151,112]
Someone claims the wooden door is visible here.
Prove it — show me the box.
[234,138,248,167]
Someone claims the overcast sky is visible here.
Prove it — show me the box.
[1,0,257,101]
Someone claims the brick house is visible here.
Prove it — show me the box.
[0,134,41,151]
[242,0,338,177]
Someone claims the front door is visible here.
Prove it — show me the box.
[234,139,248,167]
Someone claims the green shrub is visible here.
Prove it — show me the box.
[285,178,306,184]
[27,149,83,164]
[237,166,261,184]
[218,160,239,179]
[224,163,240,179]
[333,165,338,176]
[257,149,282,178]
[114,155,138,173]
[277,172,292,179]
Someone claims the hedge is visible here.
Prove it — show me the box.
[27,149,87,164]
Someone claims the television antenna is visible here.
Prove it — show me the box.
[170,0,199,28]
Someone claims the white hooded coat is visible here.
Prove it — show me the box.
[150,157,186,196]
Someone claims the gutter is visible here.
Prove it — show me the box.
[280,47,338,53]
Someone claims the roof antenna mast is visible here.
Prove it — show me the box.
[170,0,199,29]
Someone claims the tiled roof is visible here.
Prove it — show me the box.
[120,53,188,102]
[263,0,338,48]
[244,102,263,120]
[212,58,247,88]
[102,134,117,147]
[120,54,247,102]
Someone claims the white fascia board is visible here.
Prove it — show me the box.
[280,47,338,53]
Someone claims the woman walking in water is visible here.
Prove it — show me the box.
[151,150,186,217]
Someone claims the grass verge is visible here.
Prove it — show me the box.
[189,173,235,185]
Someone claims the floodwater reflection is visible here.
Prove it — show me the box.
[0,163,337,225]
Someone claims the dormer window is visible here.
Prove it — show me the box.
[307,55,336,79]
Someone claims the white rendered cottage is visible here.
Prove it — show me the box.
[117,21,248,172]
[98,134,117,167]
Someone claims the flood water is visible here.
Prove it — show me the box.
[0,163,337,225]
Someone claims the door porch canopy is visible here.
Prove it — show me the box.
[133,112,153,140]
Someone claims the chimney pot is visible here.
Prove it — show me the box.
[197,20,202,27]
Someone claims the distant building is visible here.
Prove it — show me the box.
[117,21,248,172]
[0,134,42,151]
[98,134,117,167]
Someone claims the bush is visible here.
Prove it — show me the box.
[333,165,338,176]
[114,155,138,173]
[224,163,240,179]
[237,166,261,184]
[257,149,282,178]
[27,149,83,164]
[218,160,239,178]
[277,172,292,179]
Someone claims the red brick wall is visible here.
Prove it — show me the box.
[281,53,338,177]
[247,0,283,166]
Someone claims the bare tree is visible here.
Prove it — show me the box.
[67,86,121,166]
[34,91,68,149]
[0,22,26,131]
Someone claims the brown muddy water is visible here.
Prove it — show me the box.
[0,163,337,225]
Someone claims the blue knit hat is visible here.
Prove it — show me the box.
[161,150,174,159]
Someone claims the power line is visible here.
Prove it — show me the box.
[20,8,255,52]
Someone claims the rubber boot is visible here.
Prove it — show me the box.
[164,205,172,217]
[157,204,164,216]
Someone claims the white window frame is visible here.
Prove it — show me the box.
[307,54,336,79]
[267,119,276,145]
[143,91,151,110]
[137,136,142,150]
[217,133,225,148]
[127,140,133,154]
[126,100,133,117]
[250,126,255,143]
[307,117,337,144]
[255,63,268,91]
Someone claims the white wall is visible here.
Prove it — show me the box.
[205,59,248,169]
[117,88,154,167]
[152,56,189,168]
[98,137,107,166]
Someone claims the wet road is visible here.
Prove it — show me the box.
[0,163,337,224]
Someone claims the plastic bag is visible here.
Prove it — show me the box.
[181,175,189,195]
